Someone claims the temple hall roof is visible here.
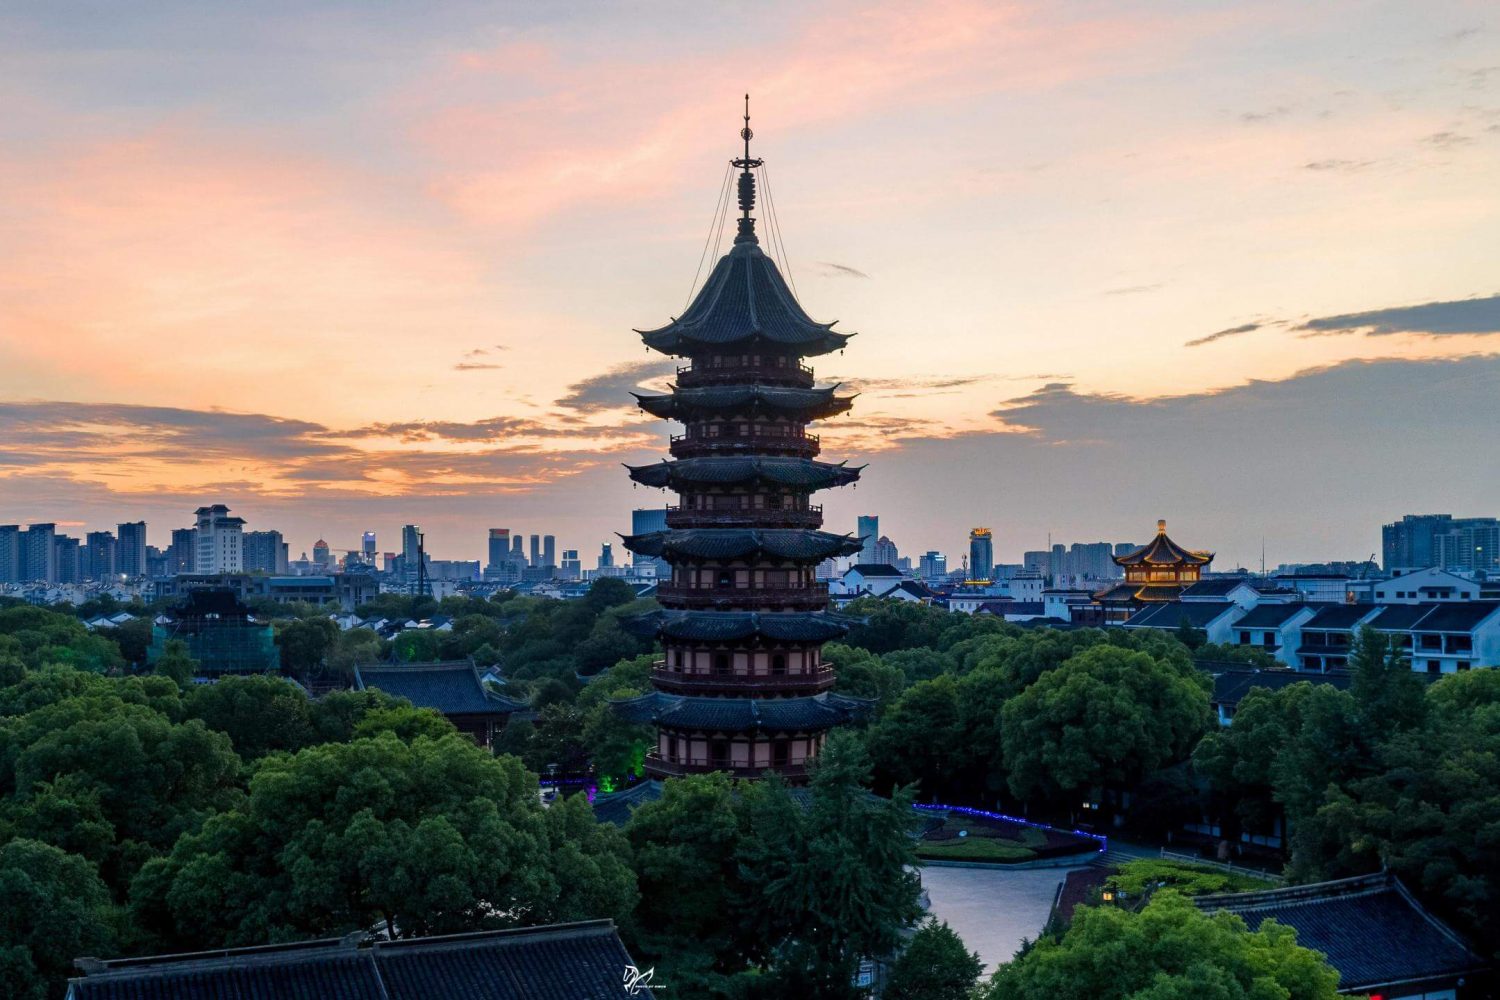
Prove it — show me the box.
[637,242,852,358]
[1194,872,1486,993]
[634,383,854,421]
[621,528,863,562]
[1113,519,1214,567]
[621,609,855,643]
[354,661,527,715]
[626,456,863,491]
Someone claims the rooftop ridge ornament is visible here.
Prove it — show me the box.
[732,93,763,245]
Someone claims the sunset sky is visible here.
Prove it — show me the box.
[3,0,1499,568]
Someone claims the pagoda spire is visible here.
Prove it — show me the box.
[732,93,762,245]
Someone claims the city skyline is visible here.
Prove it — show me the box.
[4,2,1500,564]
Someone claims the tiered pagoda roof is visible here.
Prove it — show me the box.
[634,383,855,420]
[622,609,855,643]
[1114,519,1214,567]
[613,690,873,732]
[626,456,863,490]
[637,241,852,357]
[621,528,862,562]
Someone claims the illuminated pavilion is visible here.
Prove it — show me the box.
[1093,519,1215,624]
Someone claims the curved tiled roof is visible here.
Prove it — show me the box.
[621,528,862,562]
[637,242,852,357]
[611,691,873,733]
[634,383,855,421]
[354,662,526,714]
[621,610,855,642]
[626,456,863,491]
[1114,520,1213,567]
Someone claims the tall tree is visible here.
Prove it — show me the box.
[0,839,116,1000]
[884,920,982,1000]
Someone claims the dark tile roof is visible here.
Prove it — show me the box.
[1124,601,1236,629]
[621,528,862,562]
[634,384,853,420]
[70,921,637,1000]
[1410,600,1500,632]
[1113,524,1213,567]
[621,610,853,643]
[1181,578,1253,598]
[591,780,664,827]
[1231,603,1312,628]
[354,662,526,715]
[1194,873,1486,992]
[636,241,851,357]
[848,563,903,576]
[1303,605,1377,630]
[627,456,862,491]
[611,691,872,733]
[1368,603,1440,631]
[1205,667,1352,709]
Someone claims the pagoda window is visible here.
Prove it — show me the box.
[672,649,683,669]
[772,739,790,768]
[710,739,730,768]
[771,653,786,675]
[731,742,750,767]
[714,653,731,676]
[665,734,677,759]
[716,570,733,589]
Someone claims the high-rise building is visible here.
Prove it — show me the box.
[400,525,426,594]
[84,530,117,580]
[561,549,582,580]
[362,531,377,563]
[194,505,245,573]
[22,523,57,583]
[0,525,21,583]
[871,535,899,567]
[542,535,556,570]
[54,535,81,584]
[312,539,331,568]
[1383,513,1500,572]
[918,551,947,579]
[511,536,527,566]
[599,543,614,569]
[169,528,197,573]
[116,521,148,577]
[630,508,671,578]
[486,528,512,578]
[856,515,879,563]
[615,109,868,781]
[244,530,288,574]
[529,534,541,568]
[969,528,994,583]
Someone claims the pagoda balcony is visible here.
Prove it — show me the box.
[676,362,814,389]
[669,433,819,459]
[651,663,836,695]
[665,505,823,529]
[656,582,830,611]
[644,753,808,781]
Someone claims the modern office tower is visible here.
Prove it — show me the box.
[22,523,57,583]
[1023,550,1049,574]
[918,551,947,578]
[630,508,672,577]
[857,515,879,562]
[310,539,330,568]
[969,528,994,582]
[1383,513,1500,572]
[244,530,288,574]
[362,531,377,563]
[116,521,147,577]
[529,534,541,567]
[401,524,424,592]
[0,525,21,583]
[598,543,614,569]
[616,110,868,781]
[511,536,527,566]
[84,531,117,579]
[169,528,198,573]
[542,535,556,570]
[194,505,245,573]
[561,549,582,580]
[486,528,511,577]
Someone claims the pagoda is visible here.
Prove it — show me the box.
[1093,519,1214,624]
[614,100,870,782]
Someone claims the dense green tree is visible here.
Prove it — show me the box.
[738,732,923,997]
[1348,624,1426,738]
[884,920,982,1000]
[129,731,634,949]
[1001,645,1210,804]
[984,892,1340,1000]
[275,617,339,674]
[112,617,155,668]
[0,606,124,673]
[865,675,964,797]
[0,839,116,1000]
[183,675,316,760]
[151,638,197,688]
[326,627,384,678]
[392,628,443,663]
[1194,642,1277,668]
[841,598,957,655]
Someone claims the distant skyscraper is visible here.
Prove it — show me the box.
[116,521,147,577]
[22,523,57,583]
[599,542,614,569]
[486,528,511,577]
[561,549,582,580]
[511,536,527,566]
[194,505,245,573]
[312,538,331,567]
[543,535,556,570]
[0,525,21,584]
[244,530,288,574]
[871,535,898,566]
[918,551,947,578]
[170,528,197,573]
[857,515,879,563]
[529,534,541,567]
[969,528,994,582]
[1382,513,1500,572]
[53,535,81,584]
[630,508,671,577]
[401,525,424,592]
[84,530,116,580]
[362,531,377,562]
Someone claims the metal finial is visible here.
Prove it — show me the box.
[732,93,762,245]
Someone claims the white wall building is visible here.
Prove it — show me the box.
[193,504,244,574]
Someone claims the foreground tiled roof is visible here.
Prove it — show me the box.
[621,528,862,562]
[354,661,527,715]
[1232,603,1312,628]
[626,456,863,491]
[591,780,665,827]
[636,241,851,356]
[1303,605,1379,630]
[1194,872,1486,992]
[1123,600,1236,629]
[621,610,854,642]
[69,920,638,1000]
[634,384,854,420]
